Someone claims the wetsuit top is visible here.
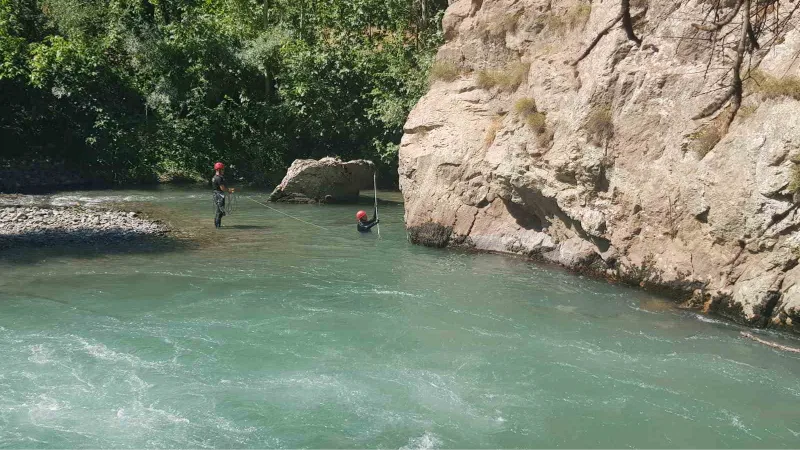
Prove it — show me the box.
[212,174,226,192]
[357,215,379,232]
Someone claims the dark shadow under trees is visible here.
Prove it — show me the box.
[0,229,196,265]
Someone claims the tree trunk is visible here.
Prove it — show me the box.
[263,0,273,102]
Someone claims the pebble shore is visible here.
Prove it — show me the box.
[0,205,169,246]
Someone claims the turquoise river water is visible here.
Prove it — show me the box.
[1,186,800,448]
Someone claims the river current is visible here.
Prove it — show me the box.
[1,186,799,448]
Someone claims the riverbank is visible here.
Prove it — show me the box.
[0,204,169,248]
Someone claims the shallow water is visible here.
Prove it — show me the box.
[1,186,800,448]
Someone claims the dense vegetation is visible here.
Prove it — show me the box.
[0,0,447,184]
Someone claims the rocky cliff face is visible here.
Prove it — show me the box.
[399,0,800,332]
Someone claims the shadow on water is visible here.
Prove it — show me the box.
[0,230,196,265]
[221,225,272,230]
[4,181,162,196]
[356,197,403,207]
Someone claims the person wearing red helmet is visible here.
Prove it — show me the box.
[356,207,379,233]
[212,162,234,228]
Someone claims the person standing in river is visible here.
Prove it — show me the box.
[212,162,234,228]
[356,208,379,233]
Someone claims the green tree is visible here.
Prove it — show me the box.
[1,0,447,185]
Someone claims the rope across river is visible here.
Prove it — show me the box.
[245,196,329,231]
[373,172,381,239]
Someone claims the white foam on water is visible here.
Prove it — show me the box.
[300,306,335,313]
[35,395,62,412]
[27,394,69,424]
[111,400,200,444]
[620,329,676,343]
[27,344,53,365]
[365,289,421,298]
[84,342,123,361]
[50,195,158,206]
[126,373,153,393]
[208,415,258,435]
[380,290,420,297]
[642,399,694,422]
[144,404,190,424]
[400,431,442,450]
[684,334,718,341]
[464,326,520,339]
[0,433,47,447]
[731,415,761,440]
[787,427,800,437]
[719,409,762,441]
[786,386,800,398]
[628,305,662,315]
[78,338,174,371]
[693,314,730,325]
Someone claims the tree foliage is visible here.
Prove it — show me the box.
[0,0,447,184]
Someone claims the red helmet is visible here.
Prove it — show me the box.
[356,210,367,220]
[214,162,225,171]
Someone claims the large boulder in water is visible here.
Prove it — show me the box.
[269,157,375,203]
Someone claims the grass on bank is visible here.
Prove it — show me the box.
[737,103,759,119]
[485,10,525,37]
[537,3,591,34]
[584,106,614,145]
[513,97,554,148]
[429,60,462,83]
[749,70,800,101]
[484,116,504,147]
[476,62,530,92]
[687,106,734,158]
[690,69,800,160]
[513,97,538,116]
[688,126,722,158]
[514,97,547,133]
[788,157,800,195]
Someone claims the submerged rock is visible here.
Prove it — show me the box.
[399,0,800,332]
[269,157,375,203]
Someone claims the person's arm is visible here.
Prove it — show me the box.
[219,176,234,193]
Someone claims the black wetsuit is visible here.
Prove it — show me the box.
[212,174,226,228]
[357,209,379,232]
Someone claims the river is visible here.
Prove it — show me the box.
[1,186,799,448]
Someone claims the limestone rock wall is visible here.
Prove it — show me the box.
[399,0,800,332]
